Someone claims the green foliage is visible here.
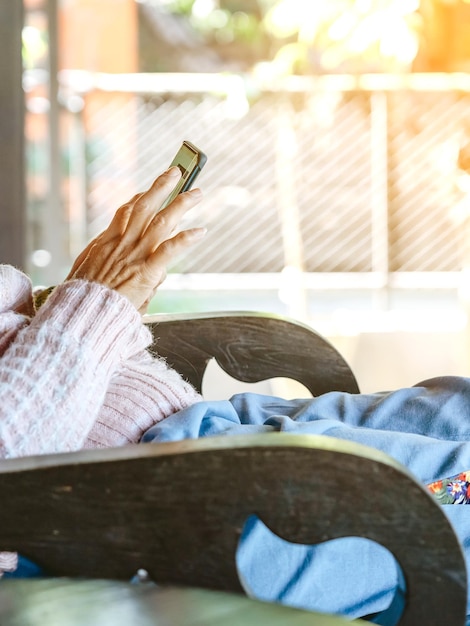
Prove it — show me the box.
[165,0,196,15]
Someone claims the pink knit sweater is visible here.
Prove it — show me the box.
[0,264,202,571]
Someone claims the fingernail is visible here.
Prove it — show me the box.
[189,227,207,239]
[166,166,181,177]
[188,188,203,197]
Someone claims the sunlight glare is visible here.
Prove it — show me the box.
[328,13,357,41]
[192,0,217,20]
[265,0,321,39]
[355,0,373,14]
[263,0,421,70]
[380,24,418,64]
[394,0,420,15]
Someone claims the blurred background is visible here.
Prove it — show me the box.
[4,0,470,393]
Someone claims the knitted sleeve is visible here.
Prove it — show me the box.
[0,266,201,573]
[84,348,202,449]
[0,265,34,355]
[0,273,152,459]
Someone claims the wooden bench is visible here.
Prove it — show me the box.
[0,311,465,625]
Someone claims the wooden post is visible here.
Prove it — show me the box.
[0,1,25,268]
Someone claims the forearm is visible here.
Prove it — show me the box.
[0,279,151,459]
[84,349,202,449]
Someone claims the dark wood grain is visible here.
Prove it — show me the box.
[0,579,358,625]
[145,311,360,395]
[0,433,465,625]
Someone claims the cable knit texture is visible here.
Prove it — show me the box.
[0,264,202,572]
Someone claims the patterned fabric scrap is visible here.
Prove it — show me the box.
[427,471,470,504]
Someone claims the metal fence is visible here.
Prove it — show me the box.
[26,72,470,312]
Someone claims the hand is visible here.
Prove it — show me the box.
[67,167,206,313]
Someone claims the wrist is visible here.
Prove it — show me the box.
[32,280,152,364]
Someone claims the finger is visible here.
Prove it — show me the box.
[141,188,203,254]
[67,195,138,280]
[120,168,182,243]
[77,185,159,282]
[96,188,202,279]
[67,240,95,279]
[99,192,144,241]
[144,226,207,281]
[66,233,104,279]
[70,240,109,283]
[124,228,206,309]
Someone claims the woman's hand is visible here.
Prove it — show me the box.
[67,167,206,313]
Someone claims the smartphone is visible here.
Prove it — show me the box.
[162,140,207,208]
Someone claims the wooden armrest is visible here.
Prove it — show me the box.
[0,580,365,625]
[0,434,465,625]
[144,311,360,395]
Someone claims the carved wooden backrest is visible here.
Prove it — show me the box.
[144,311,360,395]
